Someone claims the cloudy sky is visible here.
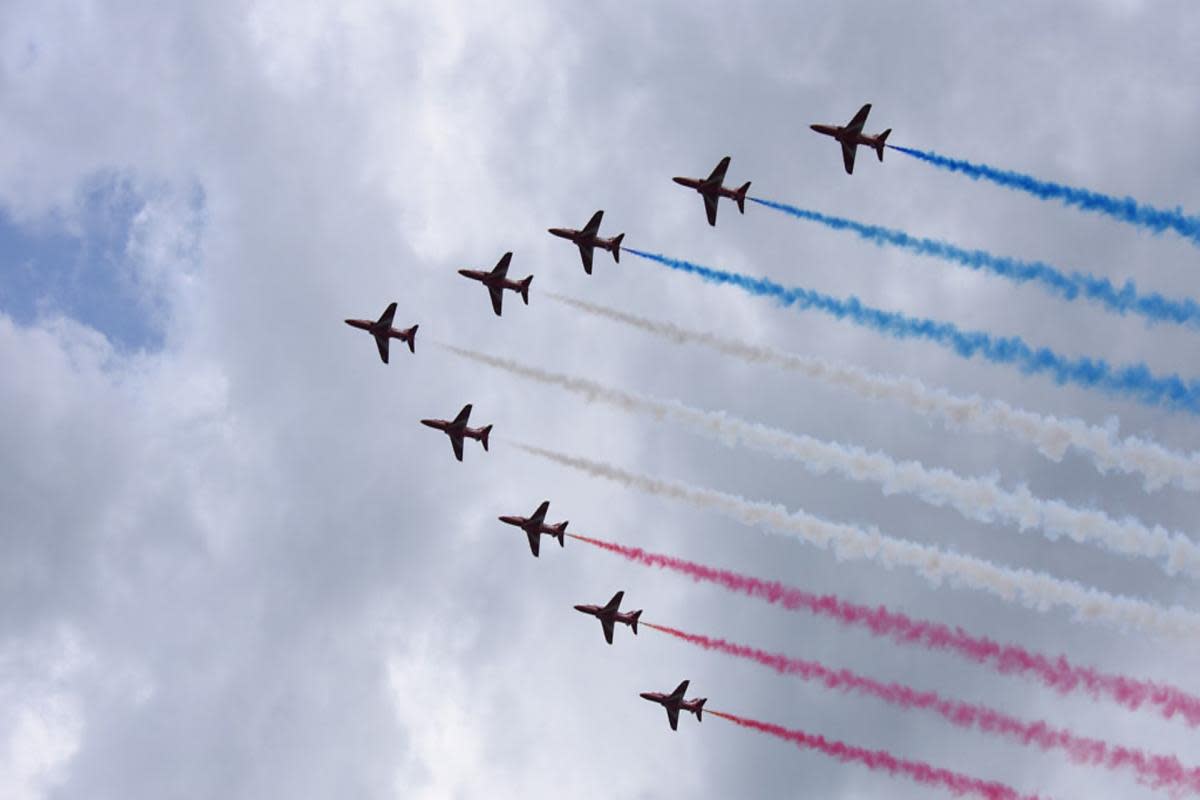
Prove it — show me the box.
[3,2,1200,798]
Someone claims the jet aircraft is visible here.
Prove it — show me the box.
[420,404,491,461]
[548,210,625,274]
[343,302,417,364]
[497,500,567,557]
[672,156,751,226]
[574,590,641,644]
[810,103,892,174]
[458,252,532,316]
[640,680,707,731]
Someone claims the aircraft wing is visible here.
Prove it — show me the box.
[602,591,624,614]
[377,301,397,328]
[450,433,465,462]
[705,156,730,186]
[489,286,504,316]
[704,193,719,226]
[530,501,549,527]
[452,404,472,426]
[577,243,594,275]
[666,705,680,731]
[841,142,857,175]
[581,210,603,237]
[374,333,390,364]
[490,251,513,278]
[845,103,871,134]
[526,529,541,557]
[601,617,615,645]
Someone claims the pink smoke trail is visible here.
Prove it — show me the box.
[566,533,1200,727]
[647,623,1200,793]
[707,708,1042,799]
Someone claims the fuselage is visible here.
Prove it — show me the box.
[639,692,705,715]
[573,604,639,628]
[458,269,523,292]
[344,318,414,341]
[810,123,885,149]
[671,176,740,200]
[420,418,488,441]
[547,228,621,253]
[496,515,555,535]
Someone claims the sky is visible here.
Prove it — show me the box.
[2,2,1200,798]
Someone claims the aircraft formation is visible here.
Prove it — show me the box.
[336,99,1200,797]
[343,104,900,733]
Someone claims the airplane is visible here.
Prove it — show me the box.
[497,500,568,557]
[420,403,492,462]
[458,252,532,316]
[672,156,751,227]
[548,210,625,274]
[343,302,417,364]
[640,680,707,731]
[810,103,892,175]
[573,590,641,644]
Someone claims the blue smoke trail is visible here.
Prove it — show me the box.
[749,196,1200,329]
[891,145,1200,247]
[625,247,1200,414]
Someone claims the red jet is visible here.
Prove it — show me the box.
[344,302,417,364]
[673,156,751,226]
[497,500,567,557]
[640,680,707,731]
[458,252,532,316]
[420,404,492,462]
[810,103,892,175]
[548,210,625,275]
[574,590,641,645]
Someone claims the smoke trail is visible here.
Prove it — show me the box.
[548,294,1200,493]
[891,145,1200,248]
[625,248,1200,414]
[515,443,1200,637]
[749,196,1200,328]
[708,709,1040,799]
[648,623,1200,793]
[568,532,1200,726]
[441,342,1200,578]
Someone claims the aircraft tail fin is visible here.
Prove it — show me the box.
[406,325,418,354]
[519,275,533,305]
[735,182,751,214]
[692,698,707,722]
[552,520,567,546]
[629,609,641,635]
[875,129,891,161]
[611,233,624,263]
[479,425,492,452]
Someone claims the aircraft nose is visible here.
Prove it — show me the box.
[457,269,470,277]
[420,419,438,429]
[671,177,688,186]
[573,604,588,613]
[639,692,655,701]
[809,124,821,132]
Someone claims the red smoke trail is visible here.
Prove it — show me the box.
[707,709,1041,799]
[567,533,1200,727]
[646,623,1200,793]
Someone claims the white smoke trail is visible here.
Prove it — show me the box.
[547,293,1200,494]
[441,344,1200,579]
[514,442,1200,638]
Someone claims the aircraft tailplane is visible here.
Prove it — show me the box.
[479,425,493,451]
[629,609,641,635]
[611,233,625,263]
[520,275,533,305]
[692,698,706,722]
[551,521,568,546]
[735,182,751,214]
[875,129,891,161]
[406,325,418,353]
